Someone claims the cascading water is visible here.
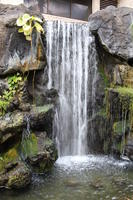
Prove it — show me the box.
[46,20,98,157]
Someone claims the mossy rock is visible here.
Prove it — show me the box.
[0,146,20,173]
[0,146,31,189]
[21,133,38,159]
[20,132,57,173]
[32,104,54,114]
[113,121,130,135]
[99,67,109,87]
[7,161,31,189]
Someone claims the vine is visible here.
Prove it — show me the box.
[0,73,25,116]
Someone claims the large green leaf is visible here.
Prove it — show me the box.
[32,16,43,23]
[22,13,31,23]
[26,35,32,41]
[23,24,31,36]
[23,24,31,32]
[34,22,44,33]
[24,30,31,36]
[18,28,24,33]
[16,17,25,26]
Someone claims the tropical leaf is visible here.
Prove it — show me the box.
[32,16,43,23]
[34,22,44,33]
[16,17,25,26]
[22,13,31,23]
[18,28,24,33]
[26,35,32,41]
[23,24,31,32]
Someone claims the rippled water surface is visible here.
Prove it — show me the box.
[1,156,133,200]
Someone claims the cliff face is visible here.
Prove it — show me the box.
[88,6,133,160]
[0,4,57,190]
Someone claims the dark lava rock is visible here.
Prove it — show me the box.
[0,3,46,76]
[89,6,133,63]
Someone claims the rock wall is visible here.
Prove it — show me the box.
[89,6,133,160]
[0,4,57,190]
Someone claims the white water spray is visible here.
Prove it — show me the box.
[46,20,97,157]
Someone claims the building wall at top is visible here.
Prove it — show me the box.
[92,0,100,13]
[0,0,23,5]
[1,0,133,15]
[118,0,133,8]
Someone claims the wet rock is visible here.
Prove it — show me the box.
[87,114,112,154]
[0,79,8,95]
[64,179,80,187]
[89,6,133,62]
[124,139,133,161]
[89,180,103,190]
[0,4,46,76]
[0,112,24,134]
[0,112,25,150]
[29,104,54,135]
[7,162,31,189]
[21,132,57,173]
[0,148,31,189]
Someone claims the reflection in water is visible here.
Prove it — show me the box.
[1,156,133,200]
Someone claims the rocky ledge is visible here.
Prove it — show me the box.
[0,3,58,190]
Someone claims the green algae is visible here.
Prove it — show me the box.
[0,147,20,173]
[113,121,130,135]
[32,104,53,114]
[21,133,38,159]
[99,67,110,87]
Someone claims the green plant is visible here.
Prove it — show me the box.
[16,13,44,41]
[0,73,24,115]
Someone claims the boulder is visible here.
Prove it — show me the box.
[89,6,133,63]
[0,4,46,76]
[7,161,31,189]
[0,112,25,150]
[0,148,31,189]
[29,104,54,135]
[0,104,54,154]
[21,132,57,173]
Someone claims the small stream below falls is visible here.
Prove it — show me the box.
[1,156,133,200]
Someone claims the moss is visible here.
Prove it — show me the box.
[97,108,107,118]
[21,133,38,159]
[4,149,18,163]
[114,87,133,98]
[0,147,19,173]
[116,142,122,153]
[113,121,130,135]
[32,104,53,114]
[103,140,110,154]
[99,67,110,87]
[0,157,4,172]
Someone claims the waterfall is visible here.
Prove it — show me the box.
[46,20,97,157]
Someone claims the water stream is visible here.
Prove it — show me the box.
[1,156,133,200]
[46,20,98,157]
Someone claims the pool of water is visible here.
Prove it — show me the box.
[1,155,133,200]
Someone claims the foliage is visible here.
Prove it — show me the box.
[16,13,44,41]
[99,67,109,87]
[0,73,23,116]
